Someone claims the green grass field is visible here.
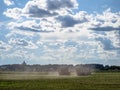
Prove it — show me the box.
[0,72,120,90]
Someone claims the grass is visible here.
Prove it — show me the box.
[0,72,120,90]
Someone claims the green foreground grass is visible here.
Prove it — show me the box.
[0,72,120,90]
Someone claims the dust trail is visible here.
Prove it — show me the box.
[0,64,99,80]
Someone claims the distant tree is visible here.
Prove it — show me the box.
[76,66,92,76]
[58,66,70,75]
[104,65,110,70]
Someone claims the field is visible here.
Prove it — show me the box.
[0,72,120,90]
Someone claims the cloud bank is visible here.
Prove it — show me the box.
[1,0,120,65]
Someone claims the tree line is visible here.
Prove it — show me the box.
[0,62,120,76]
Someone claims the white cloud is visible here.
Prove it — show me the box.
[2,0,120,64]
[9,38,38,49]
[5,50,31,61]
[4,7,120,53]
[89,8,120,31]
[98,50,117,60]
[22,0,78,18]
[4,8,22,19]
[4,0,78,19]
[106,31,120,49]
[0,41,11,51]
[3,0,14,6]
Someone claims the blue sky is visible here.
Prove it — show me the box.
[0,0,120,65]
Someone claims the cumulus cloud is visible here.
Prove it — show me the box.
[46,0,78,10]
[56,15,80,27]
[64,40,78,47]
[56,14,88,28]
[106,31,120,49]
[22,0,78,18]
[8,20,54,33]
[0,41,11,51]
[92,30,120,52]
[90,26,120,31]
[6,50,31,61]
[2,0,120,64]
[36,39,102,64]
[4,0,120,32]
[9,38,38,49]
[4,8,22,19]
[7,18,61,33]
[4,0,78,19]
[17,26,54,33]
[9,38,28,46]
[24,5,58,18]
[89,9,120,31]
[3,0,14,6]
[96,37,115,50]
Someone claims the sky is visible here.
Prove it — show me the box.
[0,0,120,65]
